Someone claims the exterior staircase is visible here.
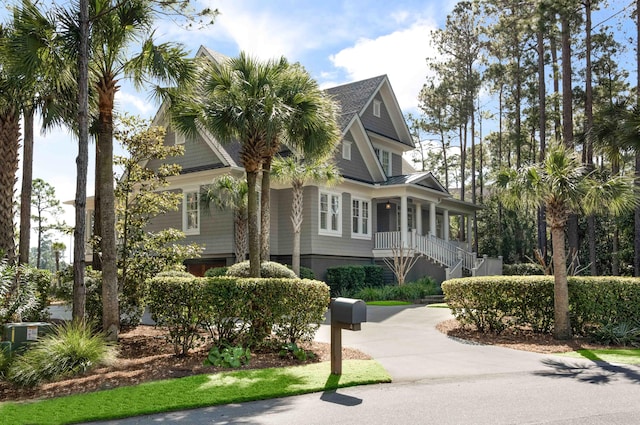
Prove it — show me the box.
[374,231,502,280]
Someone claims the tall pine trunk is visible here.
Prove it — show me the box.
[537,27,548,260]
[73,0,89,321]
[551,223,572,340]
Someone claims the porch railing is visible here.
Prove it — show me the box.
[374,230,476,272]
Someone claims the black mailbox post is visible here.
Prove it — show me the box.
[330,297,367,375]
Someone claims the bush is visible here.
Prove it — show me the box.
[226,261,297,279]
[363,265,384,287]
[203,345,251,368]
[150,274,330,351]
[148,275,209,356]
[204,267,228,277]
[502,263,544,276]
[0,344,12,380]
[442,276,640,335]
[6,321,117,387]
[325,265,366,296]
[590,322,640,347]
[0,261,51,323]
[353,277,439,302]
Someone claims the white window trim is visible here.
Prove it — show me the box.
[319,190,342,237]
[373,99,381,117]
[351,197,371,240]
[342,141,352,160]
[374,147,392,176]
[182,186,201,235]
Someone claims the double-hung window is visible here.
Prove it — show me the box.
[183,188,200,235]
[374,147,391,176]
[319,191,341,236]
[352,198,371,239]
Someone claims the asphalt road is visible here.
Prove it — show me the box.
[85,305,640,425]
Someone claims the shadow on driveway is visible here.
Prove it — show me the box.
[535,357,640,385]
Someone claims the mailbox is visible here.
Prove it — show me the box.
[331,297,367,326]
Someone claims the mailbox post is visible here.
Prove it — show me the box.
[330,297,367,375]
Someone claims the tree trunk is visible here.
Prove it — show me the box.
[635,0,640,277]
[19,107,35,265]
[260,157,271,262]
[73,0,89,321]
[0,107,20,265]
[537,27,547,259]
[247,170,261,277]
[550,33,562,141]
[291,181,304,277]
[97,79,119,341]
[551,224,572,340]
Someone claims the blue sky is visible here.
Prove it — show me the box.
[6,0,455,247]
[3,0,636,255]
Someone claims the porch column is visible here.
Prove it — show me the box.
[401,195,408,247]
[429,202,436,236]
[467,213,473,251]
[443,209,449,241]
[416,203,423,235]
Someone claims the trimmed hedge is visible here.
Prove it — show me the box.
[148,275,330,355]
[325,264,384,296]
[226,261,297,279]
[502,263,545,276]
[442,276,640,335]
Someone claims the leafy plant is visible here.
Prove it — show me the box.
[204,267,228,277]
[0,260,42,323]
[279,342,313,361]
[0,344,13,380]
[226,261,297,278]
[591,322,640,347]
[7,321,117,387]
[203,345,251,368]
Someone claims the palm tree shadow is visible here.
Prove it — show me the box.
[535,353,640,385]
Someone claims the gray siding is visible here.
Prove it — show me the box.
[391,153,403,177]
[306,188,375,258]
[335,132,373,182]
[145,187,235,256]
[360,93,399,141]
[146,127,223,173]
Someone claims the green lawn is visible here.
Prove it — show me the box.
[426,303,449,308]
[0,360,390,425]
[557,348,640,365]
[366,300,412,306]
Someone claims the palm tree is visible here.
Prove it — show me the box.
[201,175,249,263]
[497,142,637,340]
[0,24,23,264]
[259,63,341,262]
[55,0,193,339]
[271,155,341,276]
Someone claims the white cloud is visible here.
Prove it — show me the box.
[329,19,440,112]
[115,91,156,117]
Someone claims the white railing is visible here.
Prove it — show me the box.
[446,259,463,280]
[417,234,459,268]
[458,248,477,271]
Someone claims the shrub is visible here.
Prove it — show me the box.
[363,265,384,287]
[353,277,439,302]
[203,345,251,368]
[590,322,640,347]
[6,321,117,387]
[204,267,228,277]
[226,261,297,279]
[325,265,366,296]
[150,274,330,351]
[502,263,544,276]
[0,344,12,380]
[442,276,640,335]
[299,266,315,280]
[0,261,50,323]
[148,275,209,356]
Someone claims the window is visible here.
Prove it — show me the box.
[374,148,391,176]
[183,189,200,235]
[396,205,414,231]
[319,191,341,236]
[352,198,371,238]
[342,141,352,160]
[373,100,381,117]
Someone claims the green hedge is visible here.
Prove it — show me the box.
[502,263,545,276]
[226,261,297,279]
[326,265,387,296]
[442,276,640,335]
[148,275,330,355]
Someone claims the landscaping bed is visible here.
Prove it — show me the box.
[0,325,370,402]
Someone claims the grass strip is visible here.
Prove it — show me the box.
[426,303,449,308]
[0,359,390,425]
[556,348,640,365]
[366,300,412,306]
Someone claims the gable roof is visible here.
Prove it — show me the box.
[325,75,386,130]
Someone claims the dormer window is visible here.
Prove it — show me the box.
[342,141,352,160]
[373,100,381,118]
[374,147,391,176]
